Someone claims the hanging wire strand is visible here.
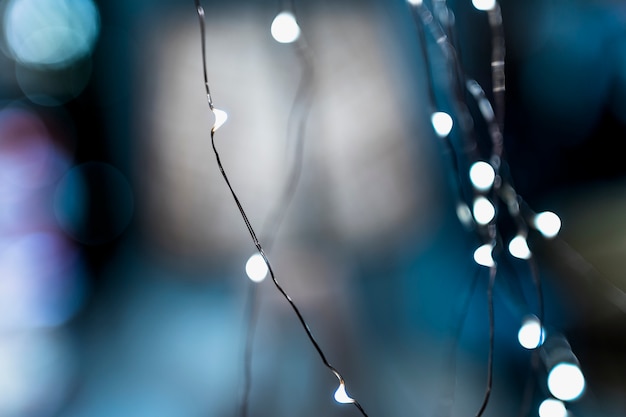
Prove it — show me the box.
[240,5,315,417]
[487,3,506,132]
[193,2,367,416]
[474,264,497,417]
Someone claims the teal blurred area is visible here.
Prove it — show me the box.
[0,0,625,416]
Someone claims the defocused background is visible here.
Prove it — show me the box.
[0,0,625,416]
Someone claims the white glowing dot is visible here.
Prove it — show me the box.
[456,203,473,227]
[431,111,453,137]
[517,315,545,349]
[538,398,567,417]
[473,196,495,225]
[534,211,561,239]
[407,0,423,6]
[509,235,531,260]
[547,363,586,401]
[211,108,228,132]
[4,0,100,68]
[472,0,496,11]
[245,253,268,283]
[473,243,495,267]
[270,11,300,44]
[469,161,496,191]
[333,382,355,404]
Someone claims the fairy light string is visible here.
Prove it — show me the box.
[193,1,368,415]
[406,1,587,416]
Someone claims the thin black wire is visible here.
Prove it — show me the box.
[193,2,367,416]
[474,264,496,417]
[487,3,506,133]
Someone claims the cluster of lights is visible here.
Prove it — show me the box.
[417,3,586,417]
[517,319,586,411]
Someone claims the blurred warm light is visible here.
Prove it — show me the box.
[547,363,586,401]
[333,381,355,404]
[270,11,300,44]
[211,108,228,132]
[431,111,453,137]
[245,253,268,283]
[2,0,100,68]
[508,234,531,259]
[473,243,495,267]
[538,398,568,417]
[472,196,495,225]
[469,161,496,191]
[517,315,545,349]
[472,0,496,11]
[534,211,562,239]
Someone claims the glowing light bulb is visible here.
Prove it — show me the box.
[547,363,586,401]
[517,315,545,349]
[245,253,268,283]
[474,243,495,267]
[509,234,531,260]
[472,196,495,225]
[472,0,496,11]
[211,108,228,133]
[407,0,423,6]
[469,161,496,191]
[534,211,561,239]
[271,11,300,43]
[538,398,567,417]
[456,203,473,228]
[334,381,355,404]
[431,111,453,137]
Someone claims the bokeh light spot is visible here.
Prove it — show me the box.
[270,12,300,44]
[517,315,545,349]
[547,362,586,401]
[54,162,134,245]
[245,253,268,283]
[431,111,453,137]
[3,0,100,68]
[538,398,567,417]
[534,211,561,238]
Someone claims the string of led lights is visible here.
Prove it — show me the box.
[191,0,608,416]
[407,1,588,417]
[193,1,368,415]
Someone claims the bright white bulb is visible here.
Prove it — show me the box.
[245,253,268,283]
[473,243,495,267]
[431,112,453,137]
[212,108,228,132]
[509,235,531,260]
[534,211,561,238]
[271,11,300,43]
[407,0,423,6]
[473,196,495,225]
[517,315,545,349]
[547,363,586,401]
[334,382,355,404]
[469,161,496,191]
[472,0,496,11]
[538,398,568,417]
